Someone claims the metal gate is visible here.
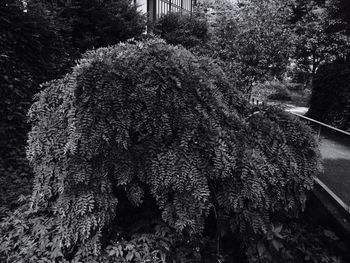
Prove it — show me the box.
[148,0,196,22]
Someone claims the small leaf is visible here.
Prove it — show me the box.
[323,230,339,241]
[257,242,266,257]
[126,252,134,261]
[108,249,116,257]
[274,224,283,233]
[272,239,283,251]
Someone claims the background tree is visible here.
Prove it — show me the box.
[37,0,146,53]
[305,0,350,129]
[0,0,72,217]
[289,0,350,85]
[197,0,294,95]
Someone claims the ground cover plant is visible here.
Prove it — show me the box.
[0,38,325,262]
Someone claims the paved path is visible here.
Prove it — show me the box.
[318,133,350,205]
[286,105,350,206]
[284,104,309,115]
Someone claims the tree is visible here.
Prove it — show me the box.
[328,0,350,35]
[37,0,146,53]
[0,38,321,262]
[198,0,294,94]
[304,0,350,130]
[289,0,350,85]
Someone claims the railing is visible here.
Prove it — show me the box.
[149,0,195,21]
[290,112,350,214]
[250,97,266,106]
[295,111,350,233]
[250,98,350,221]
[291,112,350,140]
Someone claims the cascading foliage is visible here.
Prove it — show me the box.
[0,38,321,262]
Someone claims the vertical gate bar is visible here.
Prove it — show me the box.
[146,0,150,31]
[153,0,156,21]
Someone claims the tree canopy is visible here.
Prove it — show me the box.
[289,0,350,84]
[197,0,294,93]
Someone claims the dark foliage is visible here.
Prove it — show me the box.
[267,91,292,101]
[327,0,350,36]
[154,12,209,49]
[43,0,146,53]
[0,0,72,217]
[246,221,346,262]
[288,0,350,85]
[0,39,321,262]
[0,0,146,218]
[307,60,350,130]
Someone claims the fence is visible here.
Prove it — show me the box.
[250,97,266,106]
[148,0,196,21]
[291,112,350,212]
[292,112,350,140]
[293,112,350,234]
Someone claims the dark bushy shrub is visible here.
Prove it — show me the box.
[267,90,292,101]
[307,60,350,130]
[50,0,146,53]
[154,12,208,48]
[0,39,321,262]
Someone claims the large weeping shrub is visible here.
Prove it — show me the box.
[0,38,320,262]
